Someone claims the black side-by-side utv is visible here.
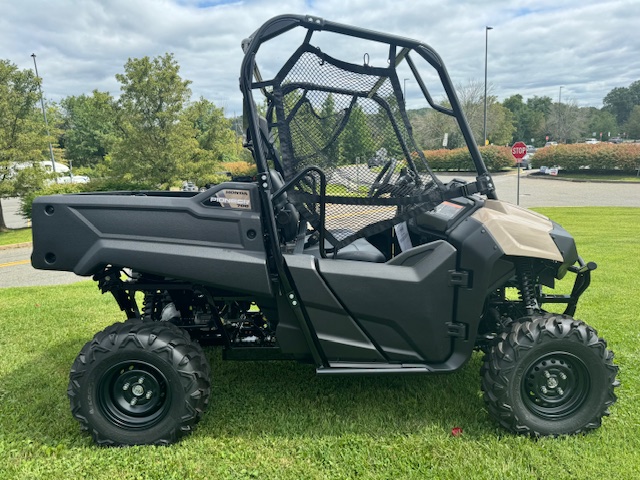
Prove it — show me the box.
[31,14,618,446]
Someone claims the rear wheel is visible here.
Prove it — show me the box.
[481,314,618,436]
[68,320,210,446]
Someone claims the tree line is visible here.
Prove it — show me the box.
[411,79,640,150]
[0,53,250,229]
[2,51,640,230]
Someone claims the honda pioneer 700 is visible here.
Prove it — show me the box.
[31,14,618,446]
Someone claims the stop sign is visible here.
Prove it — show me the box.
[511,142,527,160]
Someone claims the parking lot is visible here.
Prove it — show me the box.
[439,170,640,208]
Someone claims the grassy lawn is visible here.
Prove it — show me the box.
[0,208,638,479]
[0,228,31,246]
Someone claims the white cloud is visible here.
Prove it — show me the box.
[3,0,638,114]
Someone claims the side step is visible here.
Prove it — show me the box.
[317,362,433,375]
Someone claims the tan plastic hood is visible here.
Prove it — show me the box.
[471,200,563,262]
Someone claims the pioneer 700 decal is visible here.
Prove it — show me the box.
[207,189,252,209]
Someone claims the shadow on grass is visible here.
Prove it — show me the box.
[0,341,494,447]
[199,349,493,441]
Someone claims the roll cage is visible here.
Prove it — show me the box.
[239,14,497,265]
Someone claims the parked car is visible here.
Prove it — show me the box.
[56,175,90,184]
[544,141,558,147]
[181,181,198,192]
[585,138,599,144]
[516,153,533,170]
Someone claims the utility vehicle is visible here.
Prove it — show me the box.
[31,14,618,446]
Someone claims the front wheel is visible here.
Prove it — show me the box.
[481,314,618,436]
[68,320,211,446]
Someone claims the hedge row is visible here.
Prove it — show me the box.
[422,146,514,172]
[532,143,640,172]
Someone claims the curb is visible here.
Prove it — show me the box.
[0,242,32,251]
[527,174,640,184]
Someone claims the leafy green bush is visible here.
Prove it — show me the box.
[478,146,517,171]
[422,146,513,172]
[222,161,258,177]
[20,183,87,219]
[82,177,157,191]
[533,143,640,172]
[20,177,162,220]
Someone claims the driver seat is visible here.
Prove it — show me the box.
[269,170,384,263]
[257,117,385,263]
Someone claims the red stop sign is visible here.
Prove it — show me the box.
[511,142,527,160]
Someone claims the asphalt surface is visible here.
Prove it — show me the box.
[1,172,638,288]
[0,245,86,288]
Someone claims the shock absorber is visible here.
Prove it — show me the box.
[516,260,538,316]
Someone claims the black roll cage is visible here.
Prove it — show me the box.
[239,14,497,296]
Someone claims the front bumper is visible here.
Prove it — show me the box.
[540,257,597,316]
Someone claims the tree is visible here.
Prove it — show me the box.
[446,80,514,146]
[0,60,51,230]
[503,95,547,145]
[109,53,195,187]
[584,108,618,141]
[339,103,375,164]
[486,102,515,146]
[603,81,640,126]
[411,108,457,150]
[61,90,116,168]
[180,97,244,184]
[319,93,341,162]
[625,105,640,139]
[546,98,587,143]
[503,94,526,140]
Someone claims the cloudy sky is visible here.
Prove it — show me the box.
[2,0,639,115]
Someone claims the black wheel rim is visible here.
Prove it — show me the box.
[98,361,170,430]
[521,352,590,419]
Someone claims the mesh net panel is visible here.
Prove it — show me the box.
[261,45,445,250]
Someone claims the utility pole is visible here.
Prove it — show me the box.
[31,53,56,173]
[483,26,493,146]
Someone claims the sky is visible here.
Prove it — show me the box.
[2,0,639,116]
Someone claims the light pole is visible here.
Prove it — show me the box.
[403,78,410,107]
[558,85,563,142]
[483,26,493,147]
[31,53,56,173]
[559,85,563,105]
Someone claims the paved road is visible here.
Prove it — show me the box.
[0,246,86,288]
[2,197,29,229]
[1,173,638,288]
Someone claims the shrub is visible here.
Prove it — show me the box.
[422,146,513,172]
[533,143,640,172]
[221,161,257,177]
[478,146,516,171]
[20,183,87,220]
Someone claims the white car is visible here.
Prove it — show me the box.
[585,138,599,144]
[56,175,90,184]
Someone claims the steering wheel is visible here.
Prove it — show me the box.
[367,158,397,197]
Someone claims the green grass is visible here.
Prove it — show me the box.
[0,228,32,246]
[0,208,639,479]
